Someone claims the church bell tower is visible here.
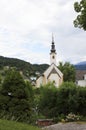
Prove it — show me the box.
[50,35,57,65]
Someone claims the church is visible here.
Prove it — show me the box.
[36,37,63,87]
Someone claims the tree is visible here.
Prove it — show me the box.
[0,69,32,123]
[58,62,75,82]
[57,82,79,115]
[55,82,86,117]
[74,0,86,30]
[39,83,58,118]
[77,87,86,115]
[37,82,86,120]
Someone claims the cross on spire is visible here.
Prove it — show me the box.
[52,33,54,44]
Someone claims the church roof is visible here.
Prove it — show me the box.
[43,63,63,78]
[47,67,62,79]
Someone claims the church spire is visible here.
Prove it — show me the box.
[52,33,54,44]
[50,34,56,53]
[50,34,57,65]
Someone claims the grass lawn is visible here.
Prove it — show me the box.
[0,119,41,130]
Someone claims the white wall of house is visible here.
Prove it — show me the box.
[77,80,86,87]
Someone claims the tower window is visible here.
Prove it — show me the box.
[52,56,55,59]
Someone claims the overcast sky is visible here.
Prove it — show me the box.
[0,0,85,65]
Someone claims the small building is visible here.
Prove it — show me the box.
[36,36,63,87]
[76,70,86,87]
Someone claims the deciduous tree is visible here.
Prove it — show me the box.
[39,83,58,118]
[74,0,86,30]
[58,62,75,82]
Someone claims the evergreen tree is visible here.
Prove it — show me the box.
[0,69,32,123]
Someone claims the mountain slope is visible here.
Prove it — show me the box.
[75,61,86,70]
[77,61,86,65]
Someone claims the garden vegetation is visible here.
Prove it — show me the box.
[0,69,86,124]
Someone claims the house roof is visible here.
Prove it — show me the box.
[76,70,86,80]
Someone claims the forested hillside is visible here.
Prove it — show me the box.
[0,56,49,78]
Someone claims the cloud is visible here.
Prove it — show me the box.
[0,0,85,64]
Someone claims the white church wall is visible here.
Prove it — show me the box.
[36,64,63,87]
[48,73,60,87]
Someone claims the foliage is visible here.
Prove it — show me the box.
[0,56,33,77]
[32,64,49,74]
[0,119,41,130]
[65,113,80,122]
[25,81,34,103]
[0,69,33,123]
[58,62,75,82]
[56,82,78,115]
[0,56,49,79]
[57,82,86,116]
[53,114,65,123]
[30,88,45,124]
[0,75,2,84]
[77,87,86,115]
[74,0,86,30]
[39,83,58,118]
[38,82,86,120]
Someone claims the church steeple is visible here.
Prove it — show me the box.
[50,34,56,53]
[50,34,57,65]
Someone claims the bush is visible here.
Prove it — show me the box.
[65,113,80,122]
[39,83,58,118]
[38,82,86,120]
[53,114,65,123]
